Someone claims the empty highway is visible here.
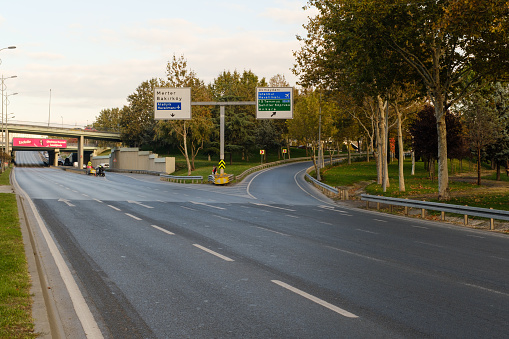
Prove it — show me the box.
[13,152,509,338]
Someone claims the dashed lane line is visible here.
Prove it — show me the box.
[151,225,175,235]
[271,280,358,318]
[193,244,234,262]
[190,201,226,210]
[125,213,142,221]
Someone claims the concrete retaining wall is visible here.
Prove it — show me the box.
[91,148,175,174]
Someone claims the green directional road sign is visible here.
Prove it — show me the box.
[256,87,293,119]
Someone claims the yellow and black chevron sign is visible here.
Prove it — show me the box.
[218,159,226,170]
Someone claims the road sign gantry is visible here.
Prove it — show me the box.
[155,87,294,185]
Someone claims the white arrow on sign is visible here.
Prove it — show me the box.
[58,198,75,207]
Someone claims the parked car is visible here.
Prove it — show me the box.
[99,162,110,168]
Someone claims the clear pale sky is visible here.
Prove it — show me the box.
[1,0,315,127]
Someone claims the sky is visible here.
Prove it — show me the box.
[1,0,316,128]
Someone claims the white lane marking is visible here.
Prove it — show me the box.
[13,173,104,338]
[356,229,379,235]
[128,200,154,209]
[125,213,142,221]
[58,198,75,207]
[251,202,296,212]
[72,190,78,193]
[94,198,103,203]
[319,221,333,225]
[152,225,175,235]
[255,226,290,236]
[108,205,121,211]
[415,241,445,249]
[181,206,197,211]
[286,214,299,218]
[461,283,509,298]
[325,245,386,263]
[318,206,349,214]
[82,194,89,197]
[190,201,226,210]
[293,168,333,205]
[412,225,429,229]
[373,219,387,223]
[271,280,358,318]
[467,234,485,239]
[215,215,233,221]
[193,244,234,262]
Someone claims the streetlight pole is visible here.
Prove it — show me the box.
[1,75,17,157]
[0,46,16,170]
[4,92,17,156]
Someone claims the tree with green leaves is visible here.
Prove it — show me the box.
[295,0,509,200]
[485,83,509,180]
[93,107,122,132]
[209,70,267,163]
[462,88,505,185]
[120,78,162,147]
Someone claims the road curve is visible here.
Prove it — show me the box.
[13,155,509,338]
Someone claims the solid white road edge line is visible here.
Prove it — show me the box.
[271,280,358,318]
[14,175,104,338]
[151,225,175,235]
[193,244,234,262]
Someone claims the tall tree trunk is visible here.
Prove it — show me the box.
[477,146,482,185]
[411,151,415,175]
[378,96,389,192]
[373,115,382,185]
[183,122,191,176]
[396,105,405,192]
[436,110,450,200]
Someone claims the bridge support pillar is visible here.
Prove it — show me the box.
[48,150,55,166]
[78,135,84,169]
[53,149,60,166]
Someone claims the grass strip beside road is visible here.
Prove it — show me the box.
[0,168,37,338]
[318,159,509,211]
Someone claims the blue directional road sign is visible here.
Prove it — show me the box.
[154,87,191,120]
[256,87,293,119]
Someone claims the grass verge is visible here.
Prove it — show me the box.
[319,158,509,211]
[0,169,37,338]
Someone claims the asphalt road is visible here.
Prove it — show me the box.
[13,152,509,338]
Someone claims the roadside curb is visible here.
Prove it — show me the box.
[12,175,67,338]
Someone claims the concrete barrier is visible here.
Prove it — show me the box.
[91,148,175,174]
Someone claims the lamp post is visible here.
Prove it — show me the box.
[1,75,17,156]
[0,46,16,170]
[3,92,17,155]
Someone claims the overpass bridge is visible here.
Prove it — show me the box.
[3,123,121,168]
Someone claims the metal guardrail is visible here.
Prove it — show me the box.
[305,173,339,194]
[361,194,509,229]
[160,174,204,183]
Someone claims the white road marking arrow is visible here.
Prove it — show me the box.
[58,198,75,207]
